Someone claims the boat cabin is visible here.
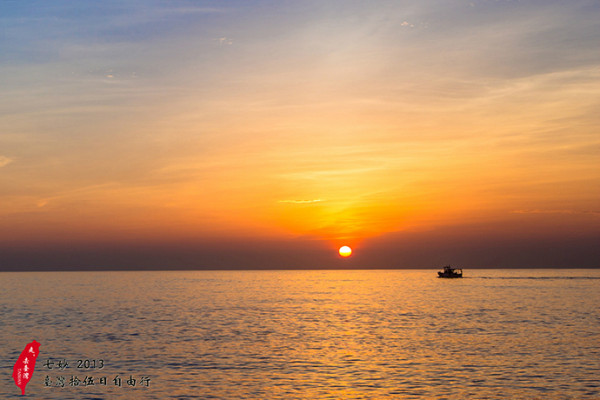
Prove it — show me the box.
[438,265,463,278]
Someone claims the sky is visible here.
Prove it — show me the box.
[1,0,599,270]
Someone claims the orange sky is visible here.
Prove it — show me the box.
[1,1,599,269]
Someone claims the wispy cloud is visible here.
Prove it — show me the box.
[512,209,600,216]
[0,156,13,168]
[278,199,325,204]
[216,37,233,46]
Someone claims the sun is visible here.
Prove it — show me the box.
[338,246,352,258]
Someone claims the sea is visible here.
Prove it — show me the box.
[1,269,599,399]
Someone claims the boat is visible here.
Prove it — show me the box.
[438,265,463,278]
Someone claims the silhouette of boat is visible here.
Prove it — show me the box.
[438,265,463,278]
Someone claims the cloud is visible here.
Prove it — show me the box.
[217,37,233,46]
[278,199,324,204]
[512,209,600,216]
[0,156,13,168]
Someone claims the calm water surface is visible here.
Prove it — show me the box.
[1,269,599,399]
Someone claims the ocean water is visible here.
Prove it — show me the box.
[1,269,599,399]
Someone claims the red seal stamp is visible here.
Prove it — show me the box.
[12,340,41,395]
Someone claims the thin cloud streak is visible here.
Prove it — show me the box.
[512,209,600,216]
[278,199,325,204]
[0,156,13,168]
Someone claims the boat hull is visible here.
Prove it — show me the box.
[437,271,462,278]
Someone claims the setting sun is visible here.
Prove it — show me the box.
[338,246,352,258]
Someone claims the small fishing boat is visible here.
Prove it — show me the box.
[438,265,463,278]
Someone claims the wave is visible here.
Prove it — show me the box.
[476,276,600,280]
